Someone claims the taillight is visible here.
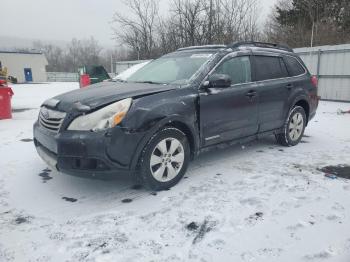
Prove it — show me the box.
[311,75,318,88]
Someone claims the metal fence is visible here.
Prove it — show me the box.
[47,72,79,82]
[294,44,350,102]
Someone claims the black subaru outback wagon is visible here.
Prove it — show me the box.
[34,42,319,190]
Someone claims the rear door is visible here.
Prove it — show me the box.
[252,54,290,132]
[200,55,259,146]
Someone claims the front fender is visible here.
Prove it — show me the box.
[128,114,199,170]
[120,88,199,170]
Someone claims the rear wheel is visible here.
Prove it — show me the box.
[276,106,306,146]
[138,127,190,191]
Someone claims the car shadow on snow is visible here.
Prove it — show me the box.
[36,135,305,209]
[191,135,281,168]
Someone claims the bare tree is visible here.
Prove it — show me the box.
[66,38,81,72]
[169,0,260,46]
[78,37,102,66]
[112,0,159,59]
[33,41,65,72]
[112,0,261,58]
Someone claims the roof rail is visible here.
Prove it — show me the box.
[229,41,294,53]
[177,45,226,51]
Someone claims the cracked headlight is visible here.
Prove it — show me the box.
[67,98,132,131]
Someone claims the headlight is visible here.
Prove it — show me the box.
[67,98,132,131]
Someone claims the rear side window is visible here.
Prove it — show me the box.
[214,56,251,85]
[254,56,289,81]
[284,56,306,76]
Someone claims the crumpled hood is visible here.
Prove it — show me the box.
[44,81,178,112]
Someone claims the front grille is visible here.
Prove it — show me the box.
[39,107,66,133]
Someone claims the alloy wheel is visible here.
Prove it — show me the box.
[150,138,185,182]
[289,112,304,141]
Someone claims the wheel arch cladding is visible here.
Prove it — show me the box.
[164,120,196,159]
[130,117,198,170]
[294,99,310,124]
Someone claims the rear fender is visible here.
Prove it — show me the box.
[286,94,310,123]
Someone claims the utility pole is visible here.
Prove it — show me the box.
[137,45,140,60]
[208,0,213,44]
[110,53,113,74]
[310,21,315,48]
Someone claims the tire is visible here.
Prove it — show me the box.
[275,106,306,147]
[137,127,190,191]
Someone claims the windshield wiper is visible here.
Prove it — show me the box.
[112,79,127,83]
[134,81,164,85]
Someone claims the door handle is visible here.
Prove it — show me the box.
[286,83,294,90]
[246,90,257,98]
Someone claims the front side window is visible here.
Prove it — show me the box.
[254,56,289,81]
[214,56,251,85]
[126,52,214,85]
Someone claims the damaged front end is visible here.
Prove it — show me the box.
[34,85,179,175]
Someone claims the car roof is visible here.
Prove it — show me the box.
[176,41,294,55]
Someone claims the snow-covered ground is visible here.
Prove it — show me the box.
[0,83,350,262]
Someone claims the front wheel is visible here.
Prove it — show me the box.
[276,106,306,146]
[137,127,190,191]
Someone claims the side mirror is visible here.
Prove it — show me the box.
[205,74,232,88]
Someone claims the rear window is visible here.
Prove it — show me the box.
[254,56,289,81]
[284,56,306,76]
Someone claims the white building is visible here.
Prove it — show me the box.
[0,50,48,83]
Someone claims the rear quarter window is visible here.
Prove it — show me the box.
[254,56,289,81]
[283,56,306,76]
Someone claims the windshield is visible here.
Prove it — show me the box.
[113,61,151,82]
[126,52,214,85]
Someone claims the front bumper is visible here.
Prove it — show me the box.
[33,121,145,177]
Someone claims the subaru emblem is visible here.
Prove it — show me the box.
[41,108,50,119]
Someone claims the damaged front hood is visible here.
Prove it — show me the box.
[44,81,178,112]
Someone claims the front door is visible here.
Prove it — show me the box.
[24,68,33,82]
[200,56,259,146]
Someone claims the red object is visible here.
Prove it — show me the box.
[0,87,14,119]
[80,74,91,88]
[0,79,6,86]
[311,75,318,88]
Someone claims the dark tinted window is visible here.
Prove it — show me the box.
[214,56,251,85]
[284,56,306,76]
[254,56,289,81]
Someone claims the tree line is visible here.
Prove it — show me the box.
[25,0,350,72]
[265,0,350,48]
[113,0,260,60]
[29,37,128,73]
